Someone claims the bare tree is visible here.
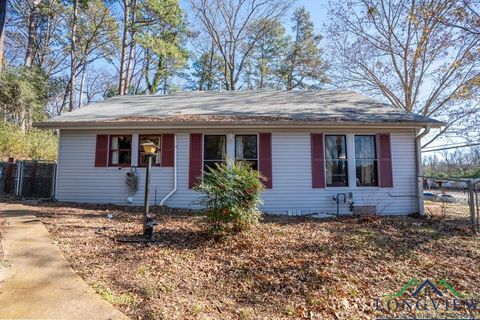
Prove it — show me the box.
[439,0,480,37]
[327,0,480,147]
[76,0,118,108]
[6,0,69,76]
[68,0,79,111]
[118,0,137,96]
[0,0,6,75]
[85,68,114,103]
[190,0,294,90]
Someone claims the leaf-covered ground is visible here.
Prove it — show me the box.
[0,215,5,262]
[1,201,479,319]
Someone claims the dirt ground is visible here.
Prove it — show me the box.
[0,201,479,320]
[0,215,5,261]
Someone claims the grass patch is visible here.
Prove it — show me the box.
[91,281,135,306]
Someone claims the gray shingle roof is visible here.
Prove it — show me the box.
[36,90,443,128]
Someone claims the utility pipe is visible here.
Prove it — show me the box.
[160,135,177,206]
[415,126,431,215]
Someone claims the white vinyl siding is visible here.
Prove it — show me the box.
[56,128,417,215]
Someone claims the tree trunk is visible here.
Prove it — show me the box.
[24,0,41,68]
[207,44,214,90]
[78,62,86,108]
[149,56,163,94]
[60,77,72,114]
[118,0,130,95]
[229,64,235,90]
[125,0,137,94]
[19,101,27,132]
[69,0,79,112]
[0,0,7,75]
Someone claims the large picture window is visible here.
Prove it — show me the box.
[355,135,378,187]
[109,135,132,166]
[325,135,348,187]
[139,135,161,166]
[235,135,258,170]
[203,135,226,172]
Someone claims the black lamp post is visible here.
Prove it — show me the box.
[141,141,157,239]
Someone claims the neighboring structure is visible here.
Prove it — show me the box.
[36,90,443,215]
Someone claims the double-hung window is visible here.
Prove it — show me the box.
[203,135,226,172]
[355,135,378,187]
[235,135,258,170]
[139,135,161,166]
[109,135,132,166]
[325,135,348,187]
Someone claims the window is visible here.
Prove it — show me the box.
[110,135,132,166]
[325,135,348,187]
[235,135,258,170]
[355,135,378,187]
[203,135,226,172]
[139,135,161,166]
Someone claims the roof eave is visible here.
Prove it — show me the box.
[34,120,444,130]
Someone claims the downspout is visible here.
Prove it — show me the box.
[160,135,177,206]
[415,126,431,215]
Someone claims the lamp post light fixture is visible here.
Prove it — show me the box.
[141,141,157,239]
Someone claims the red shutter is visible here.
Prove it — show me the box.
[189,133,203,189]
[259,133,272,189]
[311,133,325,188]
[161,134,175,167]
[378,133,393,188]
[95,135,108,167]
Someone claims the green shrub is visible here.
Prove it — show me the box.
[195,161,264,233]
[0,123,57,161]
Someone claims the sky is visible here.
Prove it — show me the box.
[296,0,329,31]
[113,0,452,152]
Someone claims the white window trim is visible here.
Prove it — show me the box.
[324,133,351,189]
[202,134,228,176]
[233,133,259,167]
[131,133,139,167]
[201,133,260,179]
[353,134,380,188]
[324,133,380,190]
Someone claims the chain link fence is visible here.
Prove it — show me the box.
[0,158,56,199]
[423,177,480,234]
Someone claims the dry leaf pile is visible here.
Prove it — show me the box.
[1,201,478,320]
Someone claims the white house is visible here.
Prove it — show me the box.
[36,90,443,216]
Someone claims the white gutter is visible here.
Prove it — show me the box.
[159,135,177,206]
[415,126,431,215]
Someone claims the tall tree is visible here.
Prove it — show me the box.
[282,7,328,90]
[75,0,118,107]
[136,0,188,94]
[248,19,287,90]
[24,0,42,68]
[189,42,223,91]
[327,0,480,146]
[4,0,69,126]
[0,66,47,129]
[118,0,137,96]
[0,0,6,75]
[6,0,68,76]
[190,0,294,90]
[68,0,79,111]
[439,0,480,37]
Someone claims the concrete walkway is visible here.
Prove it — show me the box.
[0,205,129,319]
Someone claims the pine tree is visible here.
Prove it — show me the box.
[282,7,328,90]
[190,46,223,91]
[248,19,287,90]
[136,0,188,94]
